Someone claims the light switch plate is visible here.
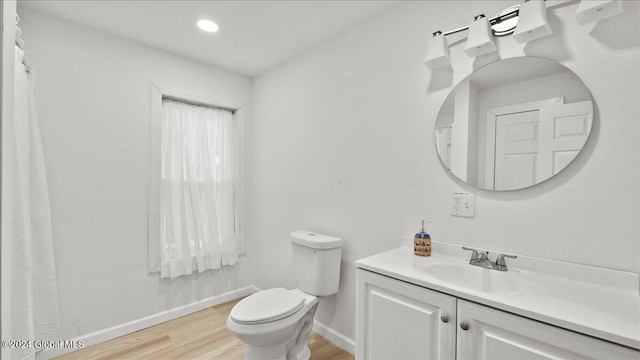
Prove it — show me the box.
[451,192,475,218]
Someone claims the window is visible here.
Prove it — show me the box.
[147,84,245,278]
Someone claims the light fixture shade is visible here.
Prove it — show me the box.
[424,32,451,69]
[575,0,622,25]
[464,15,497,57]
[513,0,552,43]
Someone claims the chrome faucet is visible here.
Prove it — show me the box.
[462,246,517,271]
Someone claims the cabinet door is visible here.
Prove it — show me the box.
[356,269,456,360]
[457,300,639,360]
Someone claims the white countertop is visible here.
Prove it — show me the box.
[355,242,640,350]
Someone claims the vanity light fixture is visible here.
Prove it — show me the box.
[513,0,552,43]
[575,0,623,25]
[196,19,219,33]
[423,31,451,69]
[464,14,497,57]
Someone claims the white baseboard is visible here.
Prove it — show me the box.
[312,320,355,355]
[37,286,259,360]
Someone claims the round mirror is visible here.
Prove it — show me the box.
[435,57,593,191]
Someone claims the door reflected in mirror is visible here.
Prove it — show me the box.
[435,57,593,191]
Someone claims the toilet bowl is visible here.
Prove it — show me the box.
[226,231,343,360]
[226,288,318,360]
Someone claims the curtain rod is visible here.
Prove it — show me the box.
[162,96,237,114]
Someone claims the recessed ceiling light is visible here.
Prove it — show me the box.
[197,19,219,33]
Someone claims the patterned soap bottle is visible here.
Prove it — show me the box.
[413,220,431,257]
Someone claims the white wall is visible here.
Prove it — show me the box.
[18,7,253,340]
[249,0,639,343]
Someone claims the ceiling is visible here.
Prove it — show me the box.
[19,0,401,76]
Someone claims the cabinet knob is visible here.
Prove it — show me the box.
[459,321,470,331]
[440,314,449,323]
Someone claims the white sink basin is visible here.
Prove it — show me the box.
[425,263,525,295]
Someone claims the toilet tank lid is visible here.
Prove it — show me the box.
[290,231,343,249]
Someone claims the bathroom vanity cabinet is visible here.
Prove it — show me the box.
[455,297,635,360]
[356,269,456,359]
[356,267,639,360]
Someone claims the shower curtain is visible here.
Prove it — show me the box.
[7,45,60,360]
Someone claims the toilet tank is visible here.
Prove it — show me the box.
[290,231,343,296]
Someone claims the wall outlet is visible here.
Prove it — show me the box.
[452,197,462,214]
[451,192,475,218]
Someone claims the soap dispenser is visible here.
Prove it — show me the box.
[414,220,431,257]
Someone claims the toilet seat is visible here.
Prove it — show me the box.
[230,288,305,325]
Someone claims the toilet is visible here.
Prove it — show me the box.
[226,231,343,360]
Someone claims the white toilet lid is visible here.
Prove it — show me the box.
[230,288,305,325]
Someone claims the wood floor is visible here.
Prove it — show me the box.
[55,298,354,360]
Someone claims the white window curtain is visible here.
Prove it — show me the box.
[160,100,239,279]
[8,45,61,360]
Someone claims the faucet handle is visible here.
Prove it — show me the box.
[495,253,517,266]
[462,246,488,260]
[462,246,479,260]
[462,246,489,261]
